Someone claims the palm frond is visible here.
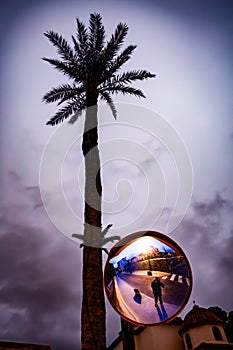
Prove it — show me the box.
[43,14,156,128]
[42,83,85,104]
[98,45,136,84]
[58,87,85,106]
[42,57,77,80]
[68,110,84,124]
[71,35,81,56]
[100,91,117,119]
[44,31,74,63]
[108,45,137,73]
[88,13,105,52]
[102,84,145,98]
[114,70,156,84]
[75,18,88,54]
[102,23,129,65]
[46,98,85,125]
[68,98,86,124]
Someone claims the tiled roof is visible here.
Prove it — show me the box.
[179,305,224,334]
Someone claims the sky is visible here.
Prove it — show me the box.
[109,236,175,267]
[0,0,233,349]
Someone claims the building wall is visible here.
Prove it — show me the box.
[110,341,122,350]
[135,325,185,350]
[183,324,228,349]
[108,324,185,350]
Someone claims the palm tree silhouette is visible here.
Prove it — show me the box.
[42,13,155,350]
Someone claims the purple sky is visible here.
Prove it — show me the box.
[1,1,233,349]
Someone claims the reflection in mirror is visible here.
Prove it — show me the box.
[104,231,192,326]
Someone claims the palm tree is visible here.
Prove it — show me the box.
[42,13,155,350]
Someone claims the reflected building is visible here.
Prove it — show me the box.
[118,257,130,271]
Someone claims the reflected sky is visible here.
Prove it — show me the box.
[110,236,175,266]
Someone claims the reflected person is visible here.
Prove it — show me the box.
[151,277,165,306]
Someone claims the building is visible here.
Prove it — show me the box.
[0,342,51,350]
[179,305,233,350]
[108,305,233,350]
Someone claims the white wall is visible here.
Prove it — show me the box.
[183,324,228,349]
[135,325,184,350]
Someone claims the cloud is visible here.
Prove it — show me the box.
[192,193,233,218]
[0,200,82,349]
[0,168,121,349]
[174,192,233,311]
[1,163,232,349]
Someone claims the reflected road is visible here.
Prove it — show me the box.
[109,270,190,325]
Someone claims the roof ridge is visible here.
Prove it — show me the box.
[179,305,224,334]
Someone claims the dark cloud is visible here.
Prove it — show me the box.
[25,186,43,206]
[0,169,120,349]
[1,176,232,347]
[217,230,233,287]
[174,193,233,311]
[0,204,82,349]
[192,193,233,217]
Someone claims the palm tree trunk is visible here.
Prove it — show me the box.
[81,90,106,350]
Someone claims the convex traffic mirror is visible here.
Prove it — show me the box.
[104,231,192,326]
